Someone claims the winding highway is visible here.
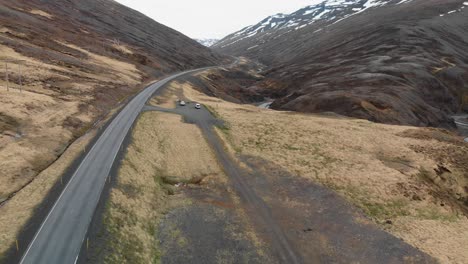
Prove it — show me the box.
[19,67,214,264]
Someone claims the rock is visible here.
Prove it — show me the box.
[434,165,451,176]
[412,194,423,201]
[161,175,185,185]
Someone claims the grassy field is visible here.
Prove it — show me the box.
[0,126,97,259]
[0,35,144,203]
[96,112,226,263]
[0,102,123,258]
[176,78,468,264]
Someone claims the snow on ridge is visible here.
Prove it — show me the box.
[304,7,320,15]
[220,0,419,47]
[397,0,413,4]
[440,3,466,17]
[196,38,219,47]
[325,0,355,6]
[247,45,259,50]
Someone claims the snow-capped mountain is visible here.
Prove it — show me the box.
[214,0,414,51]
[195,38,219,47]
[212,0,468,127]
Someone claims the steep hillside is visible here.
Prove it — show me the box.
[0,0,222,205]
[214,0,468,128]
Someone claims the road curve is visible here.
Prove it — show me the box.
[19,67,214,264]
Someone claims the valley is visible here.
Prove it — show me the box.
[0,0,467,263]
[83,73,468,263]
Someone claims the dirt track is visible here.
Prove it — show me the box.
[144,102,436,263]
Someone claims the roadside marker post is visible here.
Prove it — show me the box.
[19,64,22,93]
[5,62,9,91]
[16,240,19,252]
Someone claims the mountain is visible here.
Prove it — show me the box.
[213,0,468,128]
[214,0,416,58]
[196,38,219,47]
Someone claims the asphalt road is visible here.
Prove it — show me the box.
[19,67,214,264]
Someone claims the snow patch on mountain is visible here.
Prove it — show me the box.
[215,0,417,49]
[439,2,467,17]
[196,38,219,47]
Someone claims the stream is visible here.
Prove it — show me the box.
[452,115,468,141]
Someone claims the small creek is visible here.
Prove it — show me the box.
[452,115,468,141]
[256,98,274,109]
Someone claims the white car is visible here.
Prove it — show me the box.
[195,103,201,109]
[179,100,186,106]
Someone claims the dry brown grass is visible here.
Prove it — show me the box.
[0,88,81,201]
[0,128,97,257]
[0,45,74,84]
[0,102,123,258]
[178,81,468,264]
[29,10,53,19]
[0,25,148,260]
[101,112,225,263]
[0,37,144,210]
[111,43,133,55]
[148,82,183,109]
[0,46,100,198]
[59,42,141,86]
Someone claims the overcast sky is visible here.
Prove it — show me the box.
[115,0,322,39]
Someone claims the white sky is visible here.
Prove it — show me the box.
[115,0,322,39]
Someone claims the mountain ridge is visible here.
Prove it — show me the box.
[214,0,416,54]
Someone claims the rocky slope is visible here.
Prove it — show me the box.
[214,0,468,128]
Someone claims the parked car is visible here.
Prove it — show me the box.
[195,103,201,109]
[179,100,186,106]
